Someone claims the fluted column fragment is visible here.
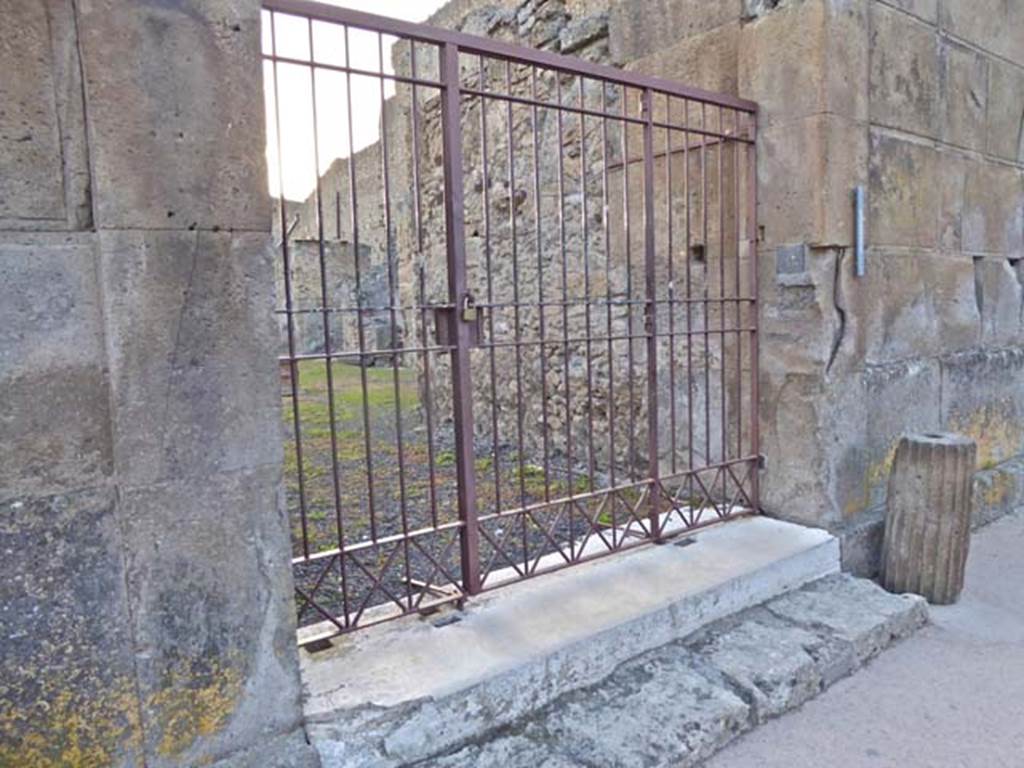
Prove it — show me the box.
[881,433,976,604]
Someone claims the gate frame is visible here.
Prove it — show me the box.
[262,0,760,640]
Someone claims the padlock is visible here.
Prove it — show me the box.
[461,294,477,323]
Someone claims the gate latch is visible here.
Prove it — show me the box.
[433,292,484,348]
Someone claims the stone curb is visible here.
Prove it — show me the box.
[416,575,927,767]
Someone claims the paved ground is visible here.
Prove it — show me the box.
[708,508,1024,768]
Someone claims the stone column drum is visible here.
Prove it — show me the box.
[881,433,977,604]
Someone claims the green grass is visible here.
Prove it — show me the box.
[282,359,418,437]
[295,359,416,409]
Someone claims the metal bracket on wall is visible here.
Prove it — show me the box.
[853,186,866,277]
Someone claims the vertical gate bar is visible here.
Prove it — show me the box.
[733,113,743,468]
[417,268,441,530]
[335,190,341,240]
[621,84,637,486]
[410,41,424,252]
[600,84,619,542]
[378,31,414,609]
[503,60,529,570]
[641,87,661,540]
[746,112,760,511]
[267,12,310,560]
[683,103,695,525]
[530,66,552,504]
[440,41,482,594]
[717,107,727,509]
[555,73,576,556]
[700,103,711,496]
[666,96,678,479]
[305,17,352,620]
[579,76,597,494]
[343,25,380,543]
[477,56,503,519]
[409,43,441,531]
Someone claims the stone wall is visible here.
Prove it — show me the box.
[740,0,1024,561]
[0,2,316,766]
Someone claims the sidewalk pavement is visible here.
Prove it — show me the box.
[707,509,1024,768]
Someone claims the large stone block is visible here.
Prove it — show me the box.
[759,246,844,377]
[975,256,1024,346]
[868,130,940,247]
[939,40,988,152]
[759,372,867,525]
[962,160,1024,256]
[543,644,751,767]
[986,60,1024,163]
[940,346,1024,467]
[99,230,282,486]
[0,238,113,500]
[759,114,868,248]
[627,21,739,97]
[0,0,91,230]
[0,2,66,222]
[76,0,268,230]
[0,237,104,376]
[608,0,742,63]
[841,249,979,363]
[937,149,967,251]
[738,0,868,125]
[941,0,1024,66]
[0,487,143,768]
[852,359,942,515]
[869,3,939,136]
[118,466,306,768]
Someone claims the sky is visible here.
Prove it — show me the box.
[263,0,448,200]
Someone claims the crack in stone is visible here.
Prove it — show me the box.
[973,255,985,337]
[158,233,201,463]
[826,249,848,376]
[1009,258,1024,326]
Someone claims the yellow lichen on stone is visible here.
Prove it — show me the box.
[0,679,141,768]
[979,472,1011,509]
[149,659,243,759]
[949,403,1022,469]
[845,443,898,517]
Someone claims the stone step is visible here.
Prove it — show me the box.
[303,517,840,767]
[418,575,927,768]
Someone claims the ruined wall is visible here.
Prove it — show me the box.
[0,2,316,766]
[283,108,407,360]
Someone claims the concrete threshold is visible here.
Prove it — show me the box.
[301,516,839,767]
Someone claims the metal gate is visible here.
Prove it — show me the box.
[262,0,759,646]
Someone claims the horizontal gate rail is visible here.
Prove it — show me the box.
[262,0,759,646]
[263,0,758,113]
